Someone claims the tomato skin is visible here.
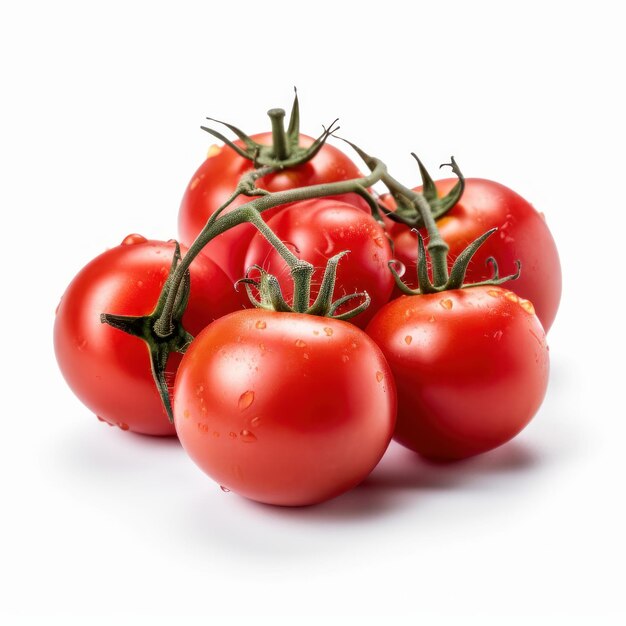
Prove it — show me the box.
[178,133,369,283]
[173,310,396,506]
[244,199,394,328]
[54,236,242,436]
[384,178,561,331]
[366,286,549,460]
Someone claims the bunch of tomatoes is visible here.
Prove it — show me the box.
[54,94,561,507]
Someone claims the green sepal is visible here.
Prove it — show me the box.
[100,242,195,423]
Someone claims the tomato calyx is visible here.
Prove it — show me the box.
[100,242,194,422]
[200,89,340,169]
[237,252,371,321]
[389,229,521,295]
[383,155,466,228]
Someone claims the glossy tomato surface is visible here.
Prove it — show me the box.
[385,179,561,331]
[54,235,242,436]
[244,199,394,328]
[366,286,549,460]
[178,134,368,282]
[174,309,396,506]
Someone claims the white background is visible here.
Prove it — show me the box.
[1,1,624,623]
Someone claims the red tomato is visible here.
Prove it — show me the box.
[178,134,369,283]
[173,309,396,506]
[384,179,561,331]
[244,199,394,328]
[54,235,242,436]
[366,286,549,460]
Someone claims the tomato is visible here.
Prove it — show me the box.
[244,199,394,328]
[173,309,396,506]
[54,235,242,436]
[366,286,549,460]
[384,178,562,331]
[178,134,369,283]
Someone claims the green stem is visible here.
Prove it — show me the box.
[268,108,289,160]
[381,171,450,287]
[153,158,387,337]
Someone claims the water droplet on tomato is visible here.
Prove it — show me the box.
[440,298,453,310]
[229,431,237,438]
[183,409,190,419]
[220,485,230,493]
[519,299,535,314]
[240,429,257,443]
[136,280,144,288]
[121,234,147,245]
[376,371,384,382]
[117,422,129,431]
[77,338,87,351]
[238,390,254,410]
[96,415,113,426]
[197,422,209,433]
[255,320,266,329]
[324,327,333,337]
[251,417,261,427]
[493,330,503,341]
[303,353,309,359]
[342,354,350,363]
[373,236,385,248]
[190,177,201,190]
[487,289,501,298]
[196,384,205,395]
[504,291,519,303]
[404,335,413,345]
[428,315,435,323]
[295,339,307,348]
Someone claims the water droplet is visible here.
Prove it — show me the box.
[493,330,504,341]
[303,353,309,359]
[121,234,147,246]
[259,343,266,352]
[519,299,535,314]
[183,409,190,419]
[376,371,384,382]
[229,431,237,439]
[255,320,266,329]
[295,339,307,348]
[240,429,257,443]
[313,330,319,336]
[487,289,501,298]
[136,280,144,288]
[324,327,333,337]
[197,422,209,433]
[238,390,254,410]
[212,431,220,437]
[190,177,201,190]
[251,416,261,427]
[373,236,385,248]
[342,354,350,363]
[351,342,358,349]
[440,298,453,310]
[117,422,129,431]
[96,415,112,426]
[220,485,231,492]
[196,384,205,395]
[404,335,413,345]
[428,315,435,323]
[504,291,519,303]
